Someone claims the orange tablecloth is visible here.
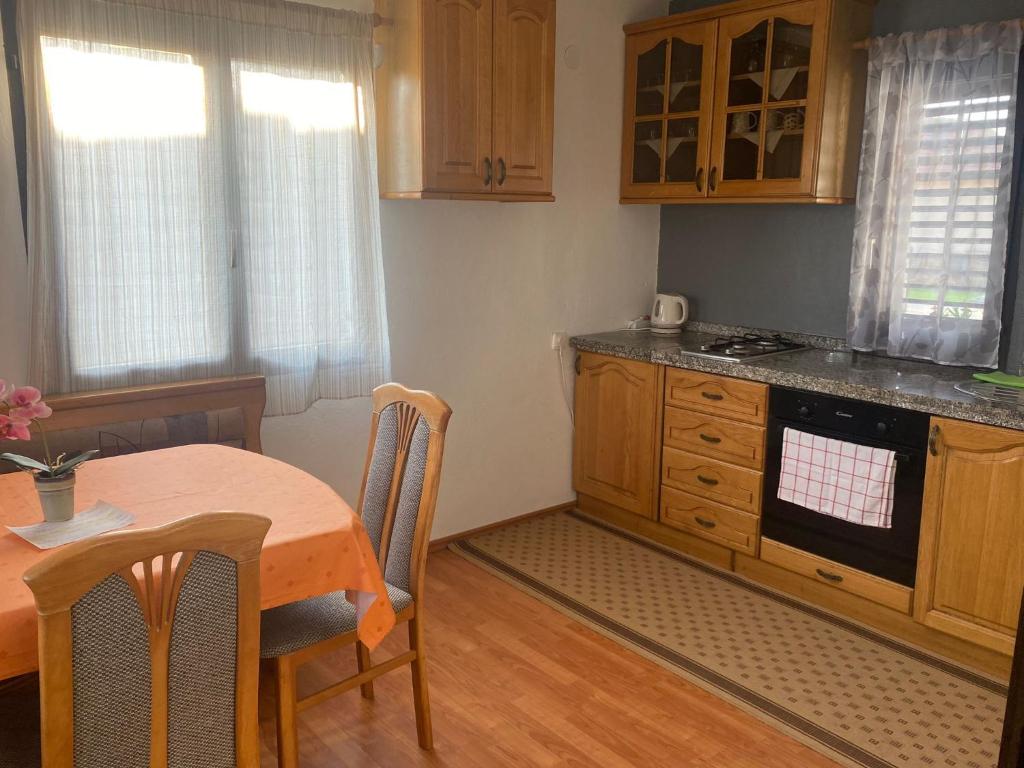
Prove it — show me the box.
[0,444,395,680]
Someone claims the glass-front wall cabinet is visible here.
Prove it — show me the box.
[620,0,863,204]
[621,21,717,199]
[708,1,823,197]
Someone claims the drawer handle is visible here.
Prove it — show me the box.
[694,516,717,529]
[696,474,719,486]
[928,424,941,456]
[701,391,724,401]
[698,433,722,444]
[815,568,844,584]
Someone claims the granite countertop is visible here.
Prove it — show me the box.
[570,328,1024,432]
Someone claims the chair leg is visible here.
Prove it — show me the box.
[274,656,300,768]
[355,641,375,700]
[408,615,433,750]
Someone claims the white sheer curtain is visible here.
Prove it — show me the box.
[848,21,1023,368]
[19,0,390,414]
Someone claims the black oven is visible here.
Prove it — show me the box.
[762,387,931,587]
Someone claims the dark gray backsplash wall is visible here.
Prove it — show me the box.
[659,0,1024,363]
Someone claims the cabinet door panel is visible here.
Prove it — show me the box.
[620,21,717,200]
[707,0,825,198]
[573,353,662,518]
[423,0,494,193]
[493,0,555,195]
[916,418,1024,654]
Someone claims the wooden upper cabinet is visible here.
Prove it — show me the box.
[915,418,1024,655]
[493,0,556,195]
[620,21,718,200]
[374,0,556,202]
[422,0,494,193]
[620,0,873,204]
[573,352,663,519]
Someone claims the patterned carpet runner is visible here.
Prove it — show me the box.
[451,510,1007,768]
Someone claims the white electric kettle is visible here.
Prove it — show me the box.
[651,293,688,334]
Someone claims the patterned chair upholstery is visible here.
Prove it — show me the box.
[260,402,431,656]
[17,513,270,768]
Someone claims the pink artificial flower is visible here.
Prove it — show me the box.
[10,402,52,421]
[8,386,42,408]
[0,414,31,441]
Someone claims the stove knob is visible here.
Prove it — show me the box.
[875,421,889,436]
[797,405,812,418]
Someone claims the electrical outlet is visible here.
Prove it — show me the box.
[550,331,568,350]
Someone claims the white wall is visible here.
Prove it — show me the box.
[263,0,664,538]
[0,0,664,540]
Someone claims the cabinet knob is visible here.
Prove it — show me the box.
[497,157,507,186]
[574,355,581,376]
[694,516,717,529]
[709,166,719,191]
[928,424,941,456]
[483,157,493,186]
[696,167,705,192]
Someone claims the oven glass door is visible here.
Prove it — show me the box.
[762,418,925,587]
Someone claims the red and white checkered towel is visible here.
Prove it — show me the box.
[777,428,896,529]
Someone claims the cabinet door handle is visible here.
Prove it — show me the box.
[694,516,717,529]
[696,474,719,486]
[701,391,724,401]
[698,433,722,444]
[484,157,493,186]
[497,157,507,186]
[816,568,844,584]
[574,355,581,376]
[709,166,719,191]
[695,167,705,192]
[928,424,941,456]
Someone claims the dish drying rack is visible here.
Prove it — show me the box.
[955,380,1024,410]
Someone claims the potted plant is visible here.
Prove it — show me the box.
[0,380,98,523]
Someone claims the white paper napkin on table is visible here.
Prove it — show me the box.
[7,500,135,549]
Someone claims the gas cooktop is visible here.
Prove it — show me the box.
[680,333,808,362]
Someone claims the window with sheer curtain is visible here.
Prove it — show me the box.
[848,21,1023,368]
[18,0,390,415]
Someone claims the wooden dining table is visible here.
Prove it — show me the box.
[0,444,395,681]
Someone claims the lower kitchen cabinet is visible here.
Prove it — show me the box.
[572,352,663,518]
[571,351,1022,673]
[915,417,1024,655]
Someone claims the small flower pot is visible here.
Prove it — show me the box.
[35,473,76,523]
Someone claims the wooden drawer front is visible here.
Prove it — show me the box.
[663,407,765,470]
[760,539,913,614]
[661,447,762,514]
[661,487,759,555]
[665,369,768,425]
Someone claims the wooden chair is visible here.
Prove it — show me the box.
[260,384,452,768]
[18,512,272,768]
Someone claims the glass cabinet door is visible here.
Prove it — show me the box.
[708,1,823,197]
[622,21,717,200]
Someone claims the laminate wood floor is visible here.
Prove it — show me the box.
[257,550,839,767]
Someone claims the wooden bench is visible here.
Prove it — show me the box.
[1,376,266,472]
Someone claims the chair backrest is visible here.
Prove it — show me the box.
[0,376,267,475]
[356,384,452,601]
[22,512,272,768]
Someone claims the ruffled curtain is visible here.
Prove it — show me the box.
[19,0,391,414]
[848,21,1023,367]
